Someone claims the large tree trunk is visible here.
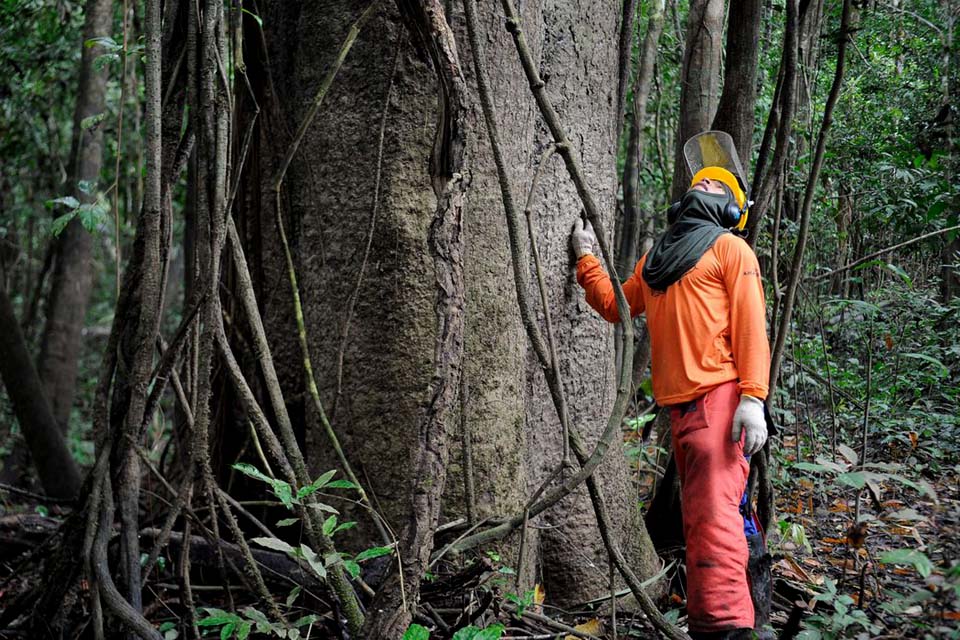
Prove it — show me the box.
[521,0,658,605]
[0,284,81,499]
[37,0,114,432]
[237,0,657,607]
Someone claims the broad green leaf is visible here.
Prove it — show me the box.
[879,548,933,578]
[242,606,272,633]
[837,444,858,466]
[77,201,107,232]
[925,201,947,221]
[297,470,338,500]
[325,479,359,490]
[793,462,831,473]
[300,543,326,578]
[885,507,927,522]
[322,515,338,537]
[813,456,849,473]
[285,586,302,607]
[342,559,360,579]
[307,501,339,515]
[251,536,296,555]
[198,615,236,626]
[232,463,274,485]
[220,622,235,640]
[452,624,505,640]
[313,469,337,489]
[292,615,319,628]
[355,545,394,562]
[51,213,76,237]
[276,518,299,527]
[237,621,252,640]
[274,482,295,509]
[402,624,431,640]
[836,471,867,489]
[48,196,80,210]
[85,36,121,51]
[333,521,357,535]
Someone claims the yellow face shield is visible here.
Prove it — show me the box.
[683,131,751,231]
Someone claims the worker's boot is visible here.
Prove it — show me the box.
[747,532,775,640]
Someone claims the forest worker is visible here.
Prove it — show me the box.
[570,131,771,640]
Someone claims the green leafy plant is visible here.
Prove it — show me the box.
[195,606,320,640]
[451,624,506,640]
[402,624,431,640]
[232,464,393,580]
[798,579,881,640]
[504,588,536,616]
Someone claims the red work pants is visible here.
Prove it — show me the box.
[670,380,754,633]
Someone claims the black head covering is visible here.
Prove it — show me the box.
[641,189,734,292]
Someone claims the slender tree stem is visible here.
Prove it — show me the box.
[810,224,960,282]
[769,0,854,397]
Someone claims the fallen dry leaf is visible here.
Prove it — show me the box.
[533,583,545,604]
[846,522,868,549]
[565,618,602,639]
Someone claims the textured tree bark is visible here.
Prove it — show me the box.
[360,2,467,635]
[711,0,762,170]
[0,284,81,499]
[237,0,654,608]
[519,0,658,605]
[37,0,113,432]
[669,0,723,200]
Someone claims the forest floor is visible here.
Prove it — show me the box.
[0,432,958,639]
[757,434,960,640]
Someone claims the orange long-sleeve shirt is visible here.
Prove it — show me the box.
[577,233,770,405]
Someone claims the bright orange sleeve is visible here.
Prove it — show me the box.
[715,235,770,400]
[575,254,646,323]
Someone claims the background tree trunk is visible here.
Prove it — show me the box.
[37,0,114,432]
[711,0,761,170]
[670,0,723,200]
[0,284,81,499]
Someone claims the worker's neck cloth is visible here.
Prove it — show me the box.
[642,190,732,291]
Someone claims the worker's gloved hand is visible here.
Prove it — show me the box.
[571,217,596,258]
[732,394,767,455]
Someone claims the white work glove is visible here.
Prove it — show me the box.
[732,394,767,455]
[571,217,597,258]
